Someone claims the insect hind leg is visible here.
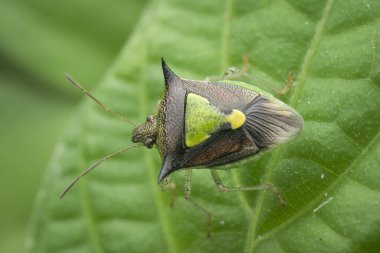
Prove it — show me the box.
[278,72,295,96]
[210,170,287,206]
[184,169,212,238]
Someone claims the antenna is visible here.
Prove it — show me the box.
[65,73,136,126]
[60,144,140,198]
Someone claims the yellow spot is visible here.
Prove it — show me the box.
[227,109,246,129]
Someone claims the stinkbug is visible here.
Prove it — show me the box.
[62,59,304,237]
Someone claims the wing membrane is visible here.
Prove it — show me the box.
[244,96,303,147]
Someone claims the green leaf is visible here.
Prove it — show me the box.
[0,0,147,95]
[28,0,380,252]
[0,2,146,253]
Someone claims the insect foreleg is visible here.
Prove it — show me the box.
[160,176,177,208]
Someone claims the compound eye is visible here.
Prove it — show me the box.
[146,115,154,122]
[145,138,153,149]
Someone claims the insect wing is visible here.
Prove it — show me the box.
[243,95,303,147]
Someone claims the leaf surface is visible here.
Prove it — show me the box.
[28,0,380,252]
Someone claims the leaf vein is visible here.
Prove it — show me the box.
[80,129,104,253]
[245,0,336,252]
[254,129,380,245]
[139,56,179,253]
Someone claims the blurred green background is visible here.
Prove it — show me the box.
[0,1,147,252]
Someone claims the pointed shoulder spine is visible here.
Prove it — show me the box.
[158,156,174,183]
[161,58,180,88]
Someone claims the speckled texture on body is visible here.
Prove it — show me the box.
[185,93,229,148]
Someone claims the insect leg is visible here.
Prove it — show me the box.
[278,72,295,96]
[222,55,295,96]
[222,54,250,80]
[204,55,250,81]
[205,67,247,81]
[160,176,177,208]
[210,170,287,206]
[184,169,212,238]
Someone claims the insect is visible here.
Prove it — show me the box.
[61,58,304,238]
